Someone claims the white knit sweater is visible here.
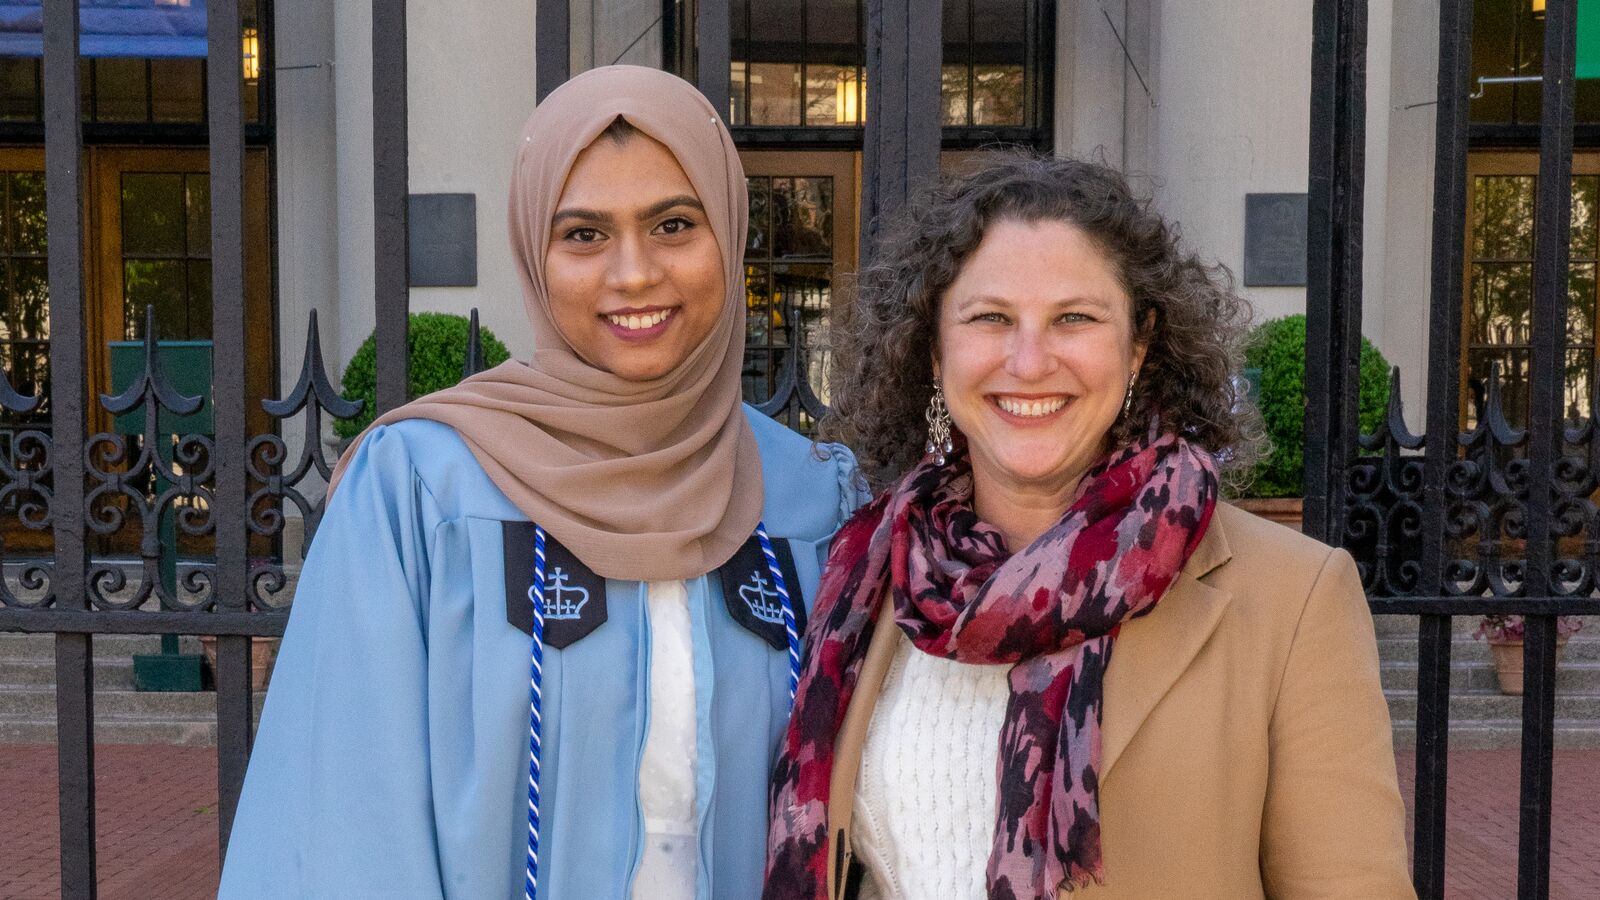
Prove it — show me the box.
[853,637,1013,900]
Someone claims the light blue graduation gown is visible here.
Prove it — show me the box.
[218,406,867,899]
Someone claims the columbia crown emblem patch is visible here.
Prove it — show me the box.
[720,534,807,649]
[536,567,591,621]
[503,522,608,648]
[737,571,786,625]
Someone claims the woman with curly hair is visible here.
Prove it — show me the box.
[764,154,1413,899]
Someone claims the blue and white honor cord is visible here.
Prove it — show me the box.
[522,522,798,900]
[525,526,548,900]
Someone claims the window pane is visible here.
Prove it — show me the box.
[1570,262,1596,346]
[807,0,859,62]
[186,260,212,339]
[1466,348,1530,429]
[123,259,188,339]
[750,0,802,48]
[1469,262,1532,346]
[972,0,1025,51]
[1573,176,1599,260]
[94,58,149,122]
[731,62,749,125]
[1472,175,1536,259]
[773,177,832,258]
[0,57,39,122]
[9,172,47,255]
[943,0,970,49]
[942,63,969,125]
[747,176,771,254]
[775,262,832,401]
[1469,0,1516,124]
[9,259,50,342]
[122,174,187,256]
[1566,348,1594,422]
[972,64,1024,125]
[806,63,860,125]
[150,57,204,123]
[185,174,211,257]
[746,264,772,346]
[747,62,801,125]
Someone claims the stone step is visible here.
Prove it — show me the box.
[1383,689,1600,723]
[0,686,265,719]
[0,657,138,689]
[0,633,208,660]
[1376,635,1600,664]
[1380,660,1600,693]
[1389,720,1600,750]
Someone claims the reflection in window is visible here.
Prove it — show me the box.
[731,0,863,126]
[121,172,212,342]
[942,0,1031,127]
[0,171,50,427]
[743,175,834,432]
[1465,173,1598,427]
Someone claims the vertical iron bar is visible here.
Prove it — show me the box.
[207,0,253,859]
[697,0,731,120]
[1518,3,1575,897]
[1303,0,1366,542]
[373,1,410,414]
[536,0,570,102]
[42,0,94,896]
[859,0,941,263]
[1413,3,1473,897]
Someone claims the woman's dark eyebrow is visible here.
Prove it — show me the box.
[639,195,704,220]
[550,207,612,228]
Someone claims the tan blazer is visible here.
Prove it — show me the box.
[824,502,1416,900]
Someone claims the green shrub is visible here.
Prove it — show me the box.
[1243,314,1391,497]
[335,312,512,439]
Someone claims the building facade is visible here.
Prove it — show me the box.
[0,0,1578,499]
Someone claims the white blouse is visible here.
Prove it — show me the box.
[632,579,699,900]
[853,637,1013,900]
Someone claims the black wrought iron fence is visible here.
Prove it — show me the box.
[1308,2,1600,899]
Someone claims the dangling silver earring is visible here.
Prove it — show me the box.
[925,383,954,465]
[1122,374,1138,418]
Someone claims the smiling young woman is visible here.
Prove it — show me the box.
[217,67,866,900]
[765,154,1414,900]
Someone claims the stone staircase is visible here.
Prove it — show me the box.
[1377,615,1600,749]
[0,633,264,745]
[4,613,1599,749]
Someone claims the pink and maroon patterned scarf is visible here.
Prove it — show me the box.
[764,432,1218,899]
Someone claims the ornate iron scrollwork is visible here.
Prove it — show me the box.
[84,307,214,611]
[0,364,52,608]
[1345,367,1426,596]
[245,309,365,609]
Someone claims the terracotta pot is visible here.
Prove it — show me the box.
[199,636,278,692]
[1488,636,1569,696]
[1232,497,1304,533]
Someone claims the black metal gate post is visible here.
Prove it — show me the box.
[206,0,254,858]
[859,0,942,262]
[1520,2,1578,896]
[373,1,410,415]
[42,0,93,896]
[1303,0,1367,544]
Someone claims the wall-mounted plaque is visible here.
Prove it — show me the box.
[1243,192,1308,287]
[408,193,478,287]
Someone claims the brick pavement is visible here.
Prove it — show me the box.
[2,744,1598,898]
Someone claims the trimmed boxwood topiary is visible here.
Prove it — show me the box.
[335,312,512,440]
[1243,314,1391,498]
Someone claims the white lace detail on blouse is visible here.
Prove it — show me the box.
[632,579,699,900]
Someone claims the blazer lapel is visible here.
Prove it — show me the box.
[1100,510,1235,782]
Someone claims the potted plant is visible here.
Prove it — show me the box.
[334,311,513,444]
[1474,615,1585,695]
[200,634,280,692]
[1234,314,1390,530]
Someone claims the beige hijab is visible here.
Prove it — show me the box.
[328,65,760,581]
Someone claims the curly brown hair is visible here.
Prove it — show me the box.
[821,151,1260,487]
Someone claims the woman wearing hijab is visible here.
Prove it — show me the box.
[219,66,864,900]
[764,154,1412,899]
